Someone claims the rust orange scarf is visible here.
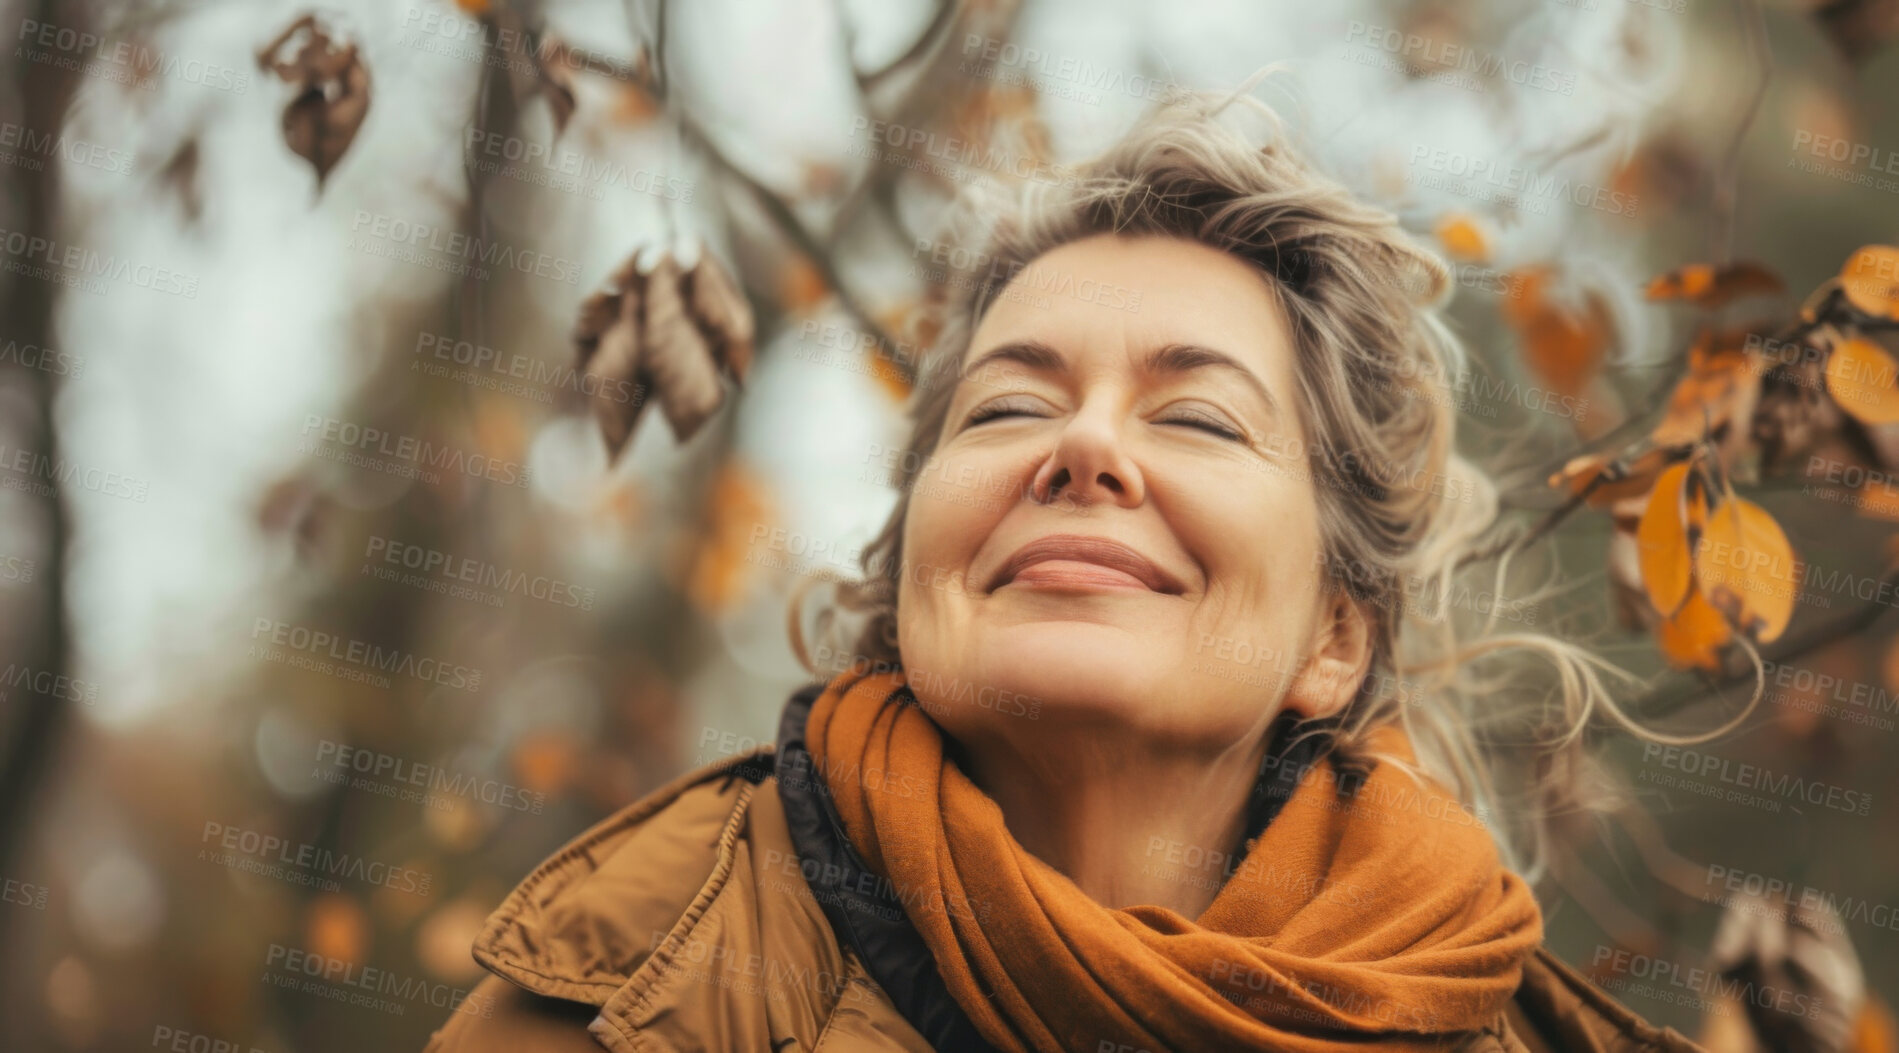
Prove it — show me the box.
[803,668,1544,1052]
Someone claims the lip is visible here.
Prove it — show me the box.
[987,534,1185,595]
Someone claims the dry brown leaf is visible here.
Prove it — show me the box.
[573,249,755,460]
[1656,584,1732,671]
[1643,261,1784,308]
[1695,496,1797,644]
[643,256,728,439]
[1840,245,1899,319]
[1825,337,1899,426]
[1636,462,1704,618]
[258,15,371,187]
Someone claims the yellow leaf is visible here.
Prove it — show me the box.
[1656,584,1731,671]
[1636,463,1701,617]
[1840,245,1899,319]
[1825,338,1899,426]
[1694,496,1797,643]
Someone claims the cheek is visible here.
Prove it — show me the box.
[1177,472,1325,626]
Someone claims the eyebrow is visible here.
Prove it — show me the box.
[959,339,1280,421]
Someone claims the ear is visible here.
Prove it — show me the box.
[1282,590,1374,721]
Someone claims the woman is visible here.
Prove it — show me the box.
[424,88,1705,1052]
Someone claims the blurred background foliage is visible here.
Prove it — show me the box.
[1,0,1898,1049]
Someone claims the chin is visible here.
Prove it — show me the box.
[917,621,1189,737]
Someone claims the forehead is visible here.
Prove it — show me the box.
[963,233,1297,393]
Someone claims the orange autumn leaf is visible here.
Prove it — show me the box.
[1656,584,1732,671]
[1643,261,1783,308]
[1502,267,1611,400]
[1434,213,1489,263]
[1840,245,1899,319]
[1636,463,1705,617]
[1650,336,1760,448]
[1694,496,1797,644]
[1825,337,1899,426]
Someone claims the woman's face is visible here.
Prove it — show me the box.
[897,233,1370,753]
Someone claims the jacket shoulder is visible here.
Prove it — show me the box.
[472,746,776,1003]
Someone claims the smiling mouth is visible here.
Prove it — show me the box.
[988,534,1185,594]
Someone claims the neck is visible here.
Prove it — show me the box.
[949,723,1268,918]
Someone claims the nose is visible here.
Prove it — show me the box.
[1028,403,1145,508]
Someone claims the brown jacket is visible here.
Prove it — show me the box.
[422,749,1704,1053]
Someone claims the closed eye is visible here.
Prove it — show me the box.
[964,397,1048,427]
[1159,409,1244,441]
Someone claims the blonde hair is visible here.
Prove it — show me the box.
[791,81,1726,878]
